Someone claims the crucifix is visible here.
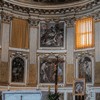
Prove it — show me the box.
[53,56,64,94]
[45,55,64,100]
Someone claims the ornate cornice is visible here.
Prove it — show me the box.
[0,0,99,16]
[0,0,100,26]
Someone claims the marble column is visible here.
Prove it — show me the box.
[66,27,75,84]
[95,21,100,62]
[1,13,12,62]
[28,18,39,86]
[29,18,39,64]
[94,21,100,84]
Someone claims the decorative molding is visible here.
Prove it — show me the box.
[74,50,95,59]
[10,51,28,59]
[37,52,67,57]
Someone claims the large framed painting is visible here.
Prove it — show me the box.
[75,53,94,85]
[38,55,65,86]
[9,52,28,85]
[11,57,25,83]
[39,21,65,49]
[73,78,85,96]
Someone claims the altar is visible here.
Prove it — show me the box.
[2,90,48,100]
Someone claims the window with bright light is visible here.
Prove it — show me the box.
[75,17,94,49]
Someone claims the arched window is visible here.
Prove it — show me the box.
[11,57,25,82]
[75,17,94,49]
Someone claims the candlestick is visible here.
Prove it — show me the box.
[48,85,51,93]
[8,85,10,91]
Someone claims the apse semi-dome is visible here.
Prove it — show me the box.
[14,0,83,4]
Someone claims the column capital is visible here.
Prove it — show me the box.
[1,12,12,23]
[28,18,39,27]
[65,17,76,28]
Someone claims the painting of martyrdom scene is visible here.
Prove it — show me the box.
[78,56,92,83]
[96,93,100,100]
[11,57,24,83]
[39,56,64,84]
[40,21,64,48]
[73,79,85,96]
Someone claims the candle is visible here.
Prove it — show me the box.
[8,85,10,91]
[48,85,50,93]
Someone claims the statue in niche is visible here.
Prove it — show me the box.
[78,56,92,83]
[11,57,24,82]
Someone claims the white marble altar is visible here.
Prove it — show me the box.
[2,90,42,100]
